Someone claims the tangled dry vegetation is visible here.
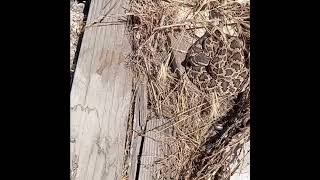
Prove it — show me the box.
[126,0,250,179]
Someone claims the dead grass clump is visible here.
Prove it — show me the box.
[126,0,250,179]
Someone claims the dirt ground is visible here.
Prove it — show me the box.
[70,0,85,72]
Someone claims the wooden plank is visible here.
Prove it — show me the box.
[70,0,132,179]
[127,80,171,180]
[137,117,169,180]
[127,81,148,180]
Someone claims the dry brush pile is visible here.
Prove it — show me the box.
[126,0,250,179]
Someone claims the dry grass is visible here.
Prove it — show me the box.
[126,0,250,179]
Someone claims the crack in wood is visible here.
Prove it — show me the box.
[134,113,147,180]
[121,82,138,179]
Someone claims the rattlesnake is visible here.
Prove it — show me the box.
[182,27,249,102]
[178,27,250,177]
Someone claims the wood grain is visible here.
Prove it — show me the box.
[127,80,170,180]
[70,0,132,179]
[137,117,169,180]
[127,81,148,180]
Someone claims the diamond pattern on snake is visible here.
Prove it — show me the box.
[182,27,249,102]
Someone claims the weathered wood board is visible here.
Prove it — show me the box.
[70,0,132,179]
[127,81,170,180]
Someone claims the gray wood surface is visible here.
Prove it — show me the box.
[127,80,170,180]
[127,81,147,180]
[137,117,169,180]
[70,0,132,179]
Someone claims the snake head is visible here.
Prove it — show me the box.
[182,53,210,67]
